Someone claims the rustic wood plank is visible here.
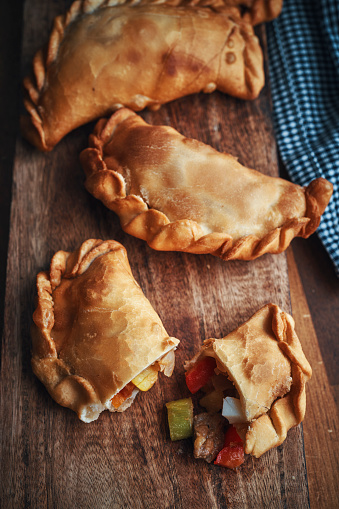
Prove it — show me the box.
[1,1,312,507]
[290,236,339,391]
[287,248,339,509]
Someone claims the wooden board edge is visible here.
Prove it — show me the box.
[287,247,339,509]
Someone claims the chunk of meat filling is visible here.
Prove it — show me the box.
[193,413,226,463]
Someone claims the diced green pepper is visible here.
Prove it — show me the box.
[166,398,193,441]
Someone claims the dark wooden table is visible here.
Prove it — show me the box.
[1,1,338,508]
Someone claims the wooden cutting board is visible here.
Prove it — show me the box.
[1,1,311,507]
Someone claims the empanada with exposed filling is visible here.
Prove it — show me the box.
[81,109,333,261]
[21,0,268,151]
[185,304,312,458]
[31,239,180,422]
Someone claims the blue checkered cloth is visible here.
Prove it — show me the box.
[266,0,339,274]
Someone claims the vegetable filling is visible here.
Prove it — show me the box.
[166,354,245,469]
[111,364,160,409]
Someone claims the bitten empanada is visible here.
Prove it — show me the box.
[81,109,333,261]
[21,0,265,151]
[185,304,312,458]
[31,239,179,422]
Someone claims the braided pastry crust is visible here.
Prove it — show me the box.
[81,109,333,261]
[21,0,269,151]
[31,239,179,422]
[186,304,312,458]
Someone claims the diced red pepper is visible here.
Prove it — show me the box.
[111,382,135,409]
[224,425,243,447]
[214,444,244,469]
[214,425,244,469]
[185,357,217,394]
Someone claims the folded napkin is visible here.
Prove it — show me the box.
[266,0,339,274]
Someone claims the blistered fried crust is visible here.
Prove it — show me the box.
[81,109,333,261]
[31,239,179,422]
[187,304,311,458]
[239,308,311,457]
[21,0,266,151]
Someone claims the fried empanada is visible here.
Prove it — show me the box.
[185,304,312,458]
[31,239,179,422]
[21,0,265,151]
[81,109,333,261]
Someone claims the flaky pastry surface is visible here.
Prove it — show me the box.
[81,109,333,261]
[187,304,312,457]
[31,239,179,422]
[21,0,267,151]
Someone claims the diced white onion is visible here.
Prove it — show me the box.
[222,397,246,424]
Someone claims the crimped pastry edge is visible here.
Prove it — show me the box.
[241,304,311,457]
[21,0,267,151]
[81,109,333,262]
[241,0,283,25]
[185,303,312,458]
[31,239,179,422]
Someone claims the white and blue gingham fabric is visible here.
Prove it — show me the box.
[266,0,339,274]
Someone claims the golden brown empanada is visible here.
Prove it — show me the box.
[81,109,333,261]
[185,304,312,458]
[31,239,179,422]
[21,0,265,151]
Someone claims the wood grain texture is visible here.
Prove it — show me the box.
[0,1,313,508]
[287,248,339,509]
